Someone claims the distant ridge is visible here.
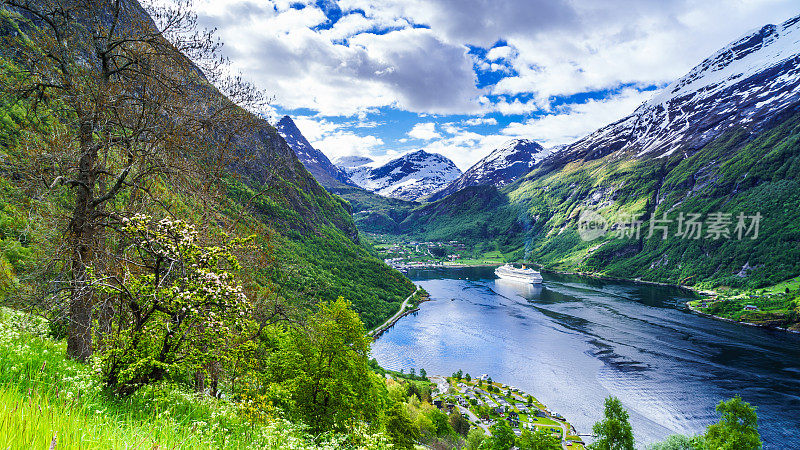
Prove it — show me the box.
[340,149,462,201]
[431,138,554,201]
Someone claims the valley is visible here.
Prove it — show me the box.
[1,1,798,449]
[369,234,506,270]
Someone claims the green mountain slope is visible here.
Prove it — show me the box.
[330,185,417,234]
[400,106,800,291]
[0,2,413,329]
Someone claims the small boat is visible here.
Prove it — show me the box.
[495,264,543,284]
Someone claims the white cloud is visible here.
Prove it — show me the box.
[314,132,385,160]
[289,116,385,160]
[486,1,800,103]
[441,122,462,134]
[501,88,652,147]
[408,122,442,140]
[194,2,481,116]
[191,0,800,165]
[486,45,514,61]
[291,116,341,142]
[427,87,652,168]
[423,131,510,170]
[463,117,498,126]
[333,0,799,106]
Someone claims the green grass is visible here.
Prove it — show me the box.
[0,309,385,449]
[761,276,800,294]
[528,416,559,426]
[0,385,208,449]
[687,271,800,330]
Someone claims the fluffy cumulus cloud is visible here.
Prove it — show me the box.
[407,122,442,140]
[463,117,498,126]
[423,130,511,171]
[194,1,481,116]
[192,0,800,168]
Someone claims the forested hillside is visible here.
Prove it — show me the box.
[0,0,424,447]
[330,185,418,234]
[0,0,413,332]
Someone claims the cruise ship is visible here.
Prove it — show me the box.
[494,264,543,284]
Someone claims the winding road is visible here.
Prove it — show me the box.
[369,286,419,336]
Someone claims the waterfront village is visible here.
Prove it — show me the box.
[367,234,506,271]
[426,372,586,449]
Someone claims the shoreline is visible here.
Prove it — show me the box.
[390,262,502,271]
[534,266,701,294]
[371,307,420,338]
[430,375,586,449]
[685,301,800,334]
[369,287,429,338]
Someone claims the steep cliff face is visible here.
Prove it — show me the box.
[276,116,356,189]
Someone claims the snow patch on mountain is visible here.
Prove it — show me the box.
[334,155,374,168]
[339,150,461,201]
[551,14,800,163]
[465,139,550,186]
[431,139,554,200]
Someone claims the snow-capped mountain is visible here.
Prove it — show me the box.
[431,139,551,200]
[276,116,356,188]
[339,150,462,201]
[552,14,800,164]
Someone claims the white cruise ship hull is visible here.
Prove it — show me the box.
[495,266,543,284]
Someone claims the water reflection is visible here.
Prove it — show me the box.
[493,277,543,298]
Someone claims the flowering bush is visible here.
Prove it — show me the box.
[94,215,255,395]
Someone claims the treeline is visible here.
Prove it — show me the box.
[591,396,761,450]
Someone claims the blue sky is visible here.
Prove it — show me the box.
[193,0,799,170]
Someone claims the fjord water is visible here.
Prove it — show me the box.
[371,267,800,448]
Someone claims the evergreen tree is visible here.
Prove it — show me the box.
[486,420,516,449]
[449,409,470,437]
[384,402,420,449]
